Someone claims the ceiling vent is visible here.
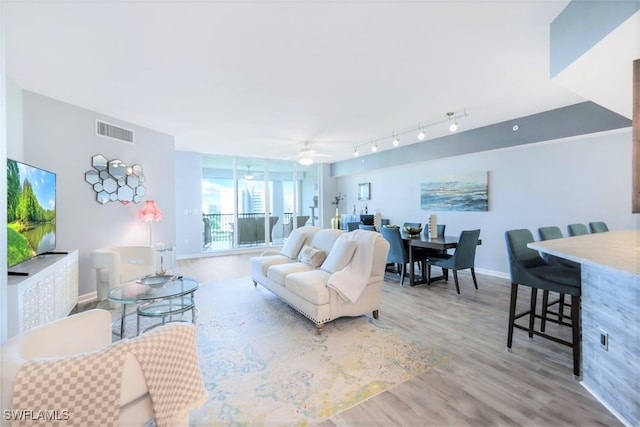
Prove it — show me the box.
[96,120,134,143]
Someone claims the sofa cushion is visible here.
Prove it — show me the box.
[321,238,357,274]
[285,270,332,305]
[308,229,344,253]
[250,254,293,276]
[281,231,306,259]
[267,262,314,284]
[297,245,327,268]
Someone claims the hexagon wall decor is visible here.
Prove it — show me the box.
[84,154,146,204]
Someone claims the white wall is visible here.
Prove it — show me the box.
[335,129,638,276]
[175,151,203,255]
[12,91,176,297]
[1,4,8,343]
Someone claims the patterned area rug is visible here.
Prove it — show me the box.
[117,277,451,426]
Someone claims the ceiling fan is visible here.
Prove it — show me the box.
[296,141,330,166]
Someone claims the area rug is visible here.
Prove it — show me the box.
[118,277,451,426]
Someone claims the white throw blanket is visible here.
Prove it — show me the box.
[327,230,378,303]
[12,323,207,427]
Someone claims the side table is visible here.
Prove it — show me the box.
[108,276,199,338]
[154,246,175,276]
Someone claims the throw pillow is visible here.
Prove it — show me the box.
[321,239,357,273]
[297,245,327,268]
[281,230,306,259]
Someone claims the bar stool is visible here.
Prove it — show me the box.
[504,229,582,378]
[537,226,580,331]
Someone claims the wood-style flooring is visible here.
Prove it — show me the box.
[177,254,622,427]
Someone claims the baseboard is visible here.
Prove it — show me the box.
[581,381,632,427]
[77,291,97,306]
[475,268,510,280]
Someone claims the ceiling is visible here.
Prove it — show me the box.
[4,0,589,164]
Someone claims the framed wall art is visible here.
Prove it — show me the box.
[420,172,488,212]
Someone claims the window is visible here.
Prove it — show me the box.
[202,155,318,251]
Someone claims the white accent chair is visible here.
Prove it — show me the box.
[0,309,189,427]
[91,246,155,301]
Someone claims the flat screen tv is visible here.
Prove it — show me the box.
[7,158,57,269]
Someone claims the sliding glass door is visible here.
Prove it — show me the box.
[202,155,317,252]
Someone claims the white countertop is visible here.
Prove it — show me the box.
[528,229,640,276]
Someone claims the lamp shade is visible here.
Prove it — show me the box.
[139,200,163,222]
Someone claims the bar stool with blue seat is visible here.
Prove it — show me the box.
[504,229,582,378]
[537,226,580,330]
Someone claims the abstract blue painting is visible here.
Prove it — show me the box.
[420,172,488,212]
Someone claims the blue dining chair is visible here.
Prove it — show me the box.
[589,221,609,233]
[423,224,446,238]
[427,229,481,294]
[380,226,427,286]
[567,223,588,236]
[358,224,376,231]
[346,222,362,232]
[414,224,447,271]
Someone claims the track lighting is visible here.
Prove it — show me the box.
[350,109,468,158]
[447,112,458,132]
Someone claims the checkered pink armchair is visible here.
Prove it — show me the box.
[1,309,194,427]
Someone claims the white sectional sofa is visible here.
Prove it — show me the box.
[251,226,390,333]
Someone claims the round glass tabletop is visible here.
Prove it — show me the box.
[108,276,199,304]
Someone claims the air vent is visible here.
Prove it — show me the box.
[96,120,134,143]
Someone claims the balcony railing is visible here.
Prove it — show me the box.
[202,212,296,250]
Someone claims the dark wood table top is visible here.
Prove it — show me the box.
[400,232,482,250]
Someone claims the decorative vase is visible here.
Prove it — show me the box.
[331,208,341,229]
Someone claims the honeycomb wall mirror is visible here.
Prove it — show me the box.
[85,154,146,204]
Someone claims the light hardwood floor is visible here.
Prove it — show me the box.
[177,254,622,427]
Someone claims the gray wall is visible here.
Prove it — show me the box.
[334,129,638,277]
[10,91,176,297]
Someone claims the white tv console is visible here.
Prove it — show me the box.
[7,250,79,338]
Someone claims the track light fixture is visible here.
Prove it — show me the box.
[447,112,458,132]
[350,109,468,158]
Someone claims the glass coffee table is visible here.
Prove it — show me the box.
[108,275,199,337]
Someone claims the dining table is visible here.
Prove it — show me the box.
[400,230,482,286]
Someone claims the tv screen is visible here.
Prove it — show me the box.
[7,159,57,269]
